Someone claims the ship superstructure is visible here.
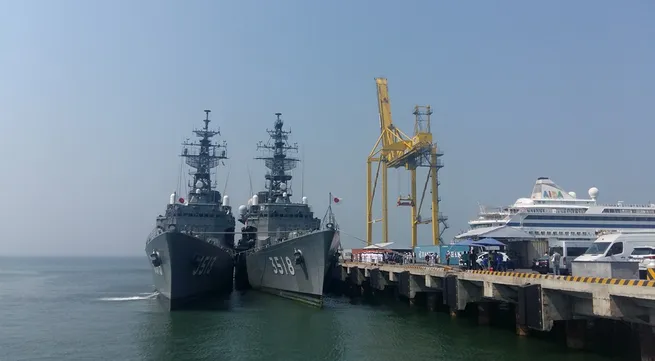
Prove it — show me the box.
[145,110,236,310]
[239,112,320,246]
[457,177,655,241]
[235,113,340,307]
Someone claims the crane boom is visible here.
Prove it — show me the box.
[367,77,448,248]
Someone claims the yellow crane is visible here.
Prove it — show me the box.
[366,77,448,248]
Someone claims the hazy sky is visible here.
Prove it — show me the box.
[1,0,654,256]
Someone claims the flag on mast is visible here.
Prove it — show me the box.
[332,196,343,205]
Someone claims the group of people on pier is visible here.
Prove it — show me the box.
[458,249,514,271]
[347,247,516,272]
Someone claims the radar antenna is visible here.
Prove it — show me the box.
[180,109,228,202]
[255,113,299,203]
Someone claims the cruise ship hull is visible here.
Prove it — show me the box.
[245,229,340,307]
[145,231,235,310]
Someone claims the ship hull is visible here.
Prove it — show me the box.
[245,229,340,307]
[145,231,234,310]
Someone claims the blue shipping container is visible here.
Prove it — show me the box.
[414,245,441,263]
[440,244,469,266]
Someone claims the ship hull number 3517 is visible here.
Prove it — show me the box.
[269,256,296,276]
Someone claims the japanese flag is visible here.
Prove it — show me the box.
[333,196,343,205]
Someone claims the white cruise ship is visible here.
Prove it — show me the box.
[456,177,655,242]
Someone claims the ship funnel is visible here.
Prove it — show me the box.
[223,195,230,207]
[252,195,259,206]
[530,178,575,200]
[170,192,177,205]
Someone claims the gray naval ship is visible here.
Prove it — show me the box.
[145,110,236,310]
[235,113,341,307]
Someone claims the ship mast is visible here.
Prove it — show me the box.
[181,110,228,203]
[255,113,299,203]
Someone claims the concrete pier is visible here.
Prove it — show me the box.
[335,261,655,360]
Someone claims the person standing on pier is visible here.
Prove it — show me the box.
[461,251,469,270]
[551,250,562,275]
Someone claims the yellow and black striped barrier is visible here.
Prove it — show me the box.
[467,269,655,287]
[342,261,455,271]
[647,268,655,281]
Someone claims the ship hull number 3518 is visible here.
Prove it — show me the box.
[193,256,217,276]
[269,256,296,276]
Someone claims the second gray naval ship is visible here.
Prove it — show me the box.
[145,110,236,310]
[235,113,341,307]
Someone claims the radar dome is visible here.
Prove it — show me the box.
[238,205,247,214]
[282,192,288,198]
[247,199,253,206]
[222,195,230,207]
[280,183,287,190]
[588,187,599,199]
[195,180,203,188]
[302,196,308,204]
[568,191,577,199]
[252,195,259,206]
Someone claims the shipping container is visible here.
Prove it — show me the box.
[440,244,469,266]
[528,239,549,263]
[504,240,549,268]
[413,245,441,263]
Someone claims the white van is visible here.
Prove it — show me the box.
[576,231,655,262]
[548,239,592,275]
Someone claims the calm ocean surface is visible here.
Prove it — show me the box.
[0,257,615,361]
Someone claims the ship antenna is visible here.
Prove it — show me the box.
[322,192,337,229]
[203,109,211,131]
[301,146,305,198]
[180,109,227,203]
[223,164,231,195]
[247,164,253,198]
[254,112,299,202]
